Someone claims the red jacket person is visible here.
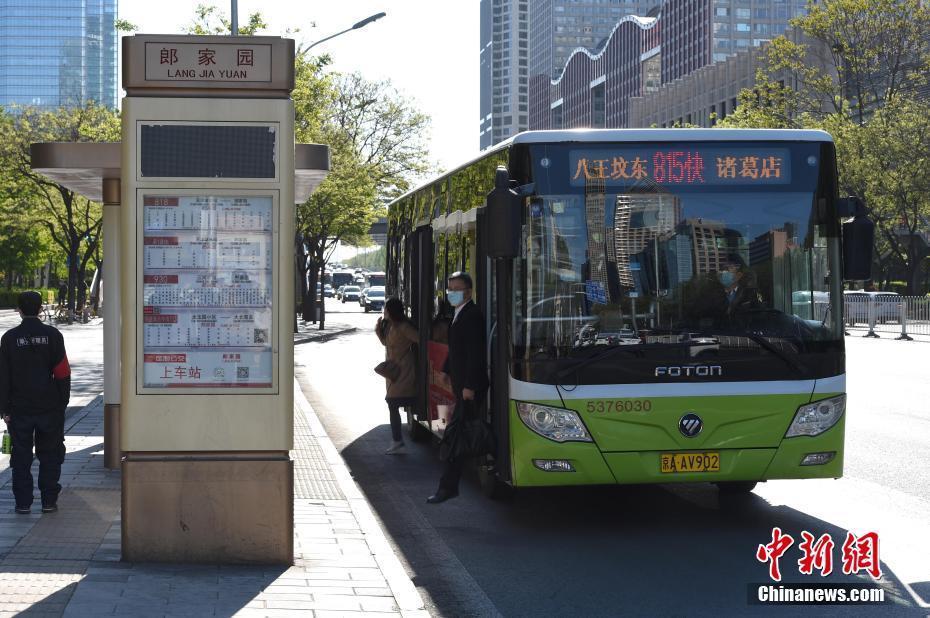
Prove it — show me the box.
[0,291,71,514]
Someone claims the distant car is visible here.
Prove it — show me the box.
[323,284,335,298]
[341,285,361,303]
[365,287,385,313]
[843,290,902,325]
[335,285,346,300]
[358,287,370,306]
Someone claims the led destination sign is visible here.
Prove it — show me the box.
[569,147,792,187]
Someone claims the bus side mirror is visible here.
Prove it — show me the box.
[839,196,874,281]
[486,166,522,259]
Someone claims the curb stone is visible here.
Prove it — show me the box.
[293,381,429,617]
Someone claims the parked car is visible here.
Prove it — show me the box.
[364,287,385,313]
[843,290,902,325]
[341,285,361,303]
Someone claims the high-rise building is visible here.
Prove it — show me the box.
[528,1,659,132]
[530,0,661,82]
[661,0,807,83]
[0,0,118,111]
[479,0,529,150]
[484,0,660,147]
[680,218,731,275]
[584,178,609,296]
[531,15,661,130]
[531,0,810,130]
[614,192,682,287]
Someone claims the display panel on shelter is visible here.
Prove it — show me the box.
[140,195,274,389]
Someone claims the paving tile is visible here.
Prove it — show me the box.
[357,596,401,612]
[4,374,427,617]
[266,597,361,611]
[313,610,401,618]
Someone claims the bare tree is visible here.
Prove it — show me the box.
[328,72,432,199]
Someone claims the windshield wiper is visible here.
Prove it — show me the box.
[738,332,808,377]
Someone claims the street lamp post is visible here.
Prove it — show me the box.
[230,2,385,42]
[300,10,385,332]
[306,12,387,51]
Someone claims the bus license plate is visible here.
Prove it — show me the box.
[660,452,720,473]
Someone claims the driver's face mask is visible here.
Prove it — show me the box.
[718,271,736,287]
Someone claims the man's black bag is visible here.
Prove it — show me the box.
[439,400,496,463]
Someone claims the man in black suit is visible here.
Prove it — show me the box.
[427,272,488,504]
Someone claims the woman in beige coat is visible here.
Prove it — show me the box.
[375,297,419,454]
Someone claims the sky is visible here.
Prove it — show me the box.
[118,0,480,171]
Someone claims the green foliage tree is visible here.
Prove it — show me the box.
[294,72,431,325]
[297,130,379,325]
[724,0,930,127]
[345,246,386,271]
[0,103,120,319]
[181,6,432,325]
[186,4,267,36]
[832,99,930,292]
[720,0,930,292]
[115,18,138,32]
[0,224,47,290]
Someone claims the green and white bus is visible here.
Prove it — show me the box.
[386,129,872,497]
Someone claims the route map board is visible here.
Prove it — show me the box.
[141,195,274,389]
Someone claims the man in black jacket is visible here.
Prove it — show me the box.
[428,272,488,504]
[0,291,71,514]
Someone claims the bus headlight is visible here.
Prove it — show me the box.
[786,395,845,437]
[517,402,592,443]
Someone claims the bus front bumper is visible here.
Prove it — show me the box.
[511,417,845,487]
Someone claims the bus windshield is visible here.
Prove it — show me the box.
[514,141,841,384]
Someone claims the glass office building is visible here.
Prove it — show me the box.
[0,0,118,111]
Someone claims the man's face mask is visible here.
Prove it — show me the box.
[446,290,466,307]
[718,271,736,287]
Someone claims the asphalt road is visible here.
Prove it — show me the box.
[295,303,930,617]
[4,305,925,615]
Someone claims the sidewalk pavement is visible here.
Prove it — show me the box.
[294,317,358,346]
[0,381,427,617]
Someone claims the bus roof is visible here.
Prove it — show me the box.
[389,128,833,206]
[505,128,834,145]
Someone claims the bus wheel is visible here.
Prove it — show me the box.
[479,460,514,501]
[406,410,431,443]
[715,481,757,495]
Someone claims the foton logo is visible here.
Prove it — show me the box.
[655,365,722,378]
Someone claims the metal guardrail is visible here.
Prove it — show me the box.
[844,295,930,340]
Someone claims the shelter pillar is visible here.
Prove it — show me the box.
[102,177,122,469]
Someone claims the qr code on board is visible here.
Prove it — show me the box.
[237,366,249,379]
[253,328,268,344]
